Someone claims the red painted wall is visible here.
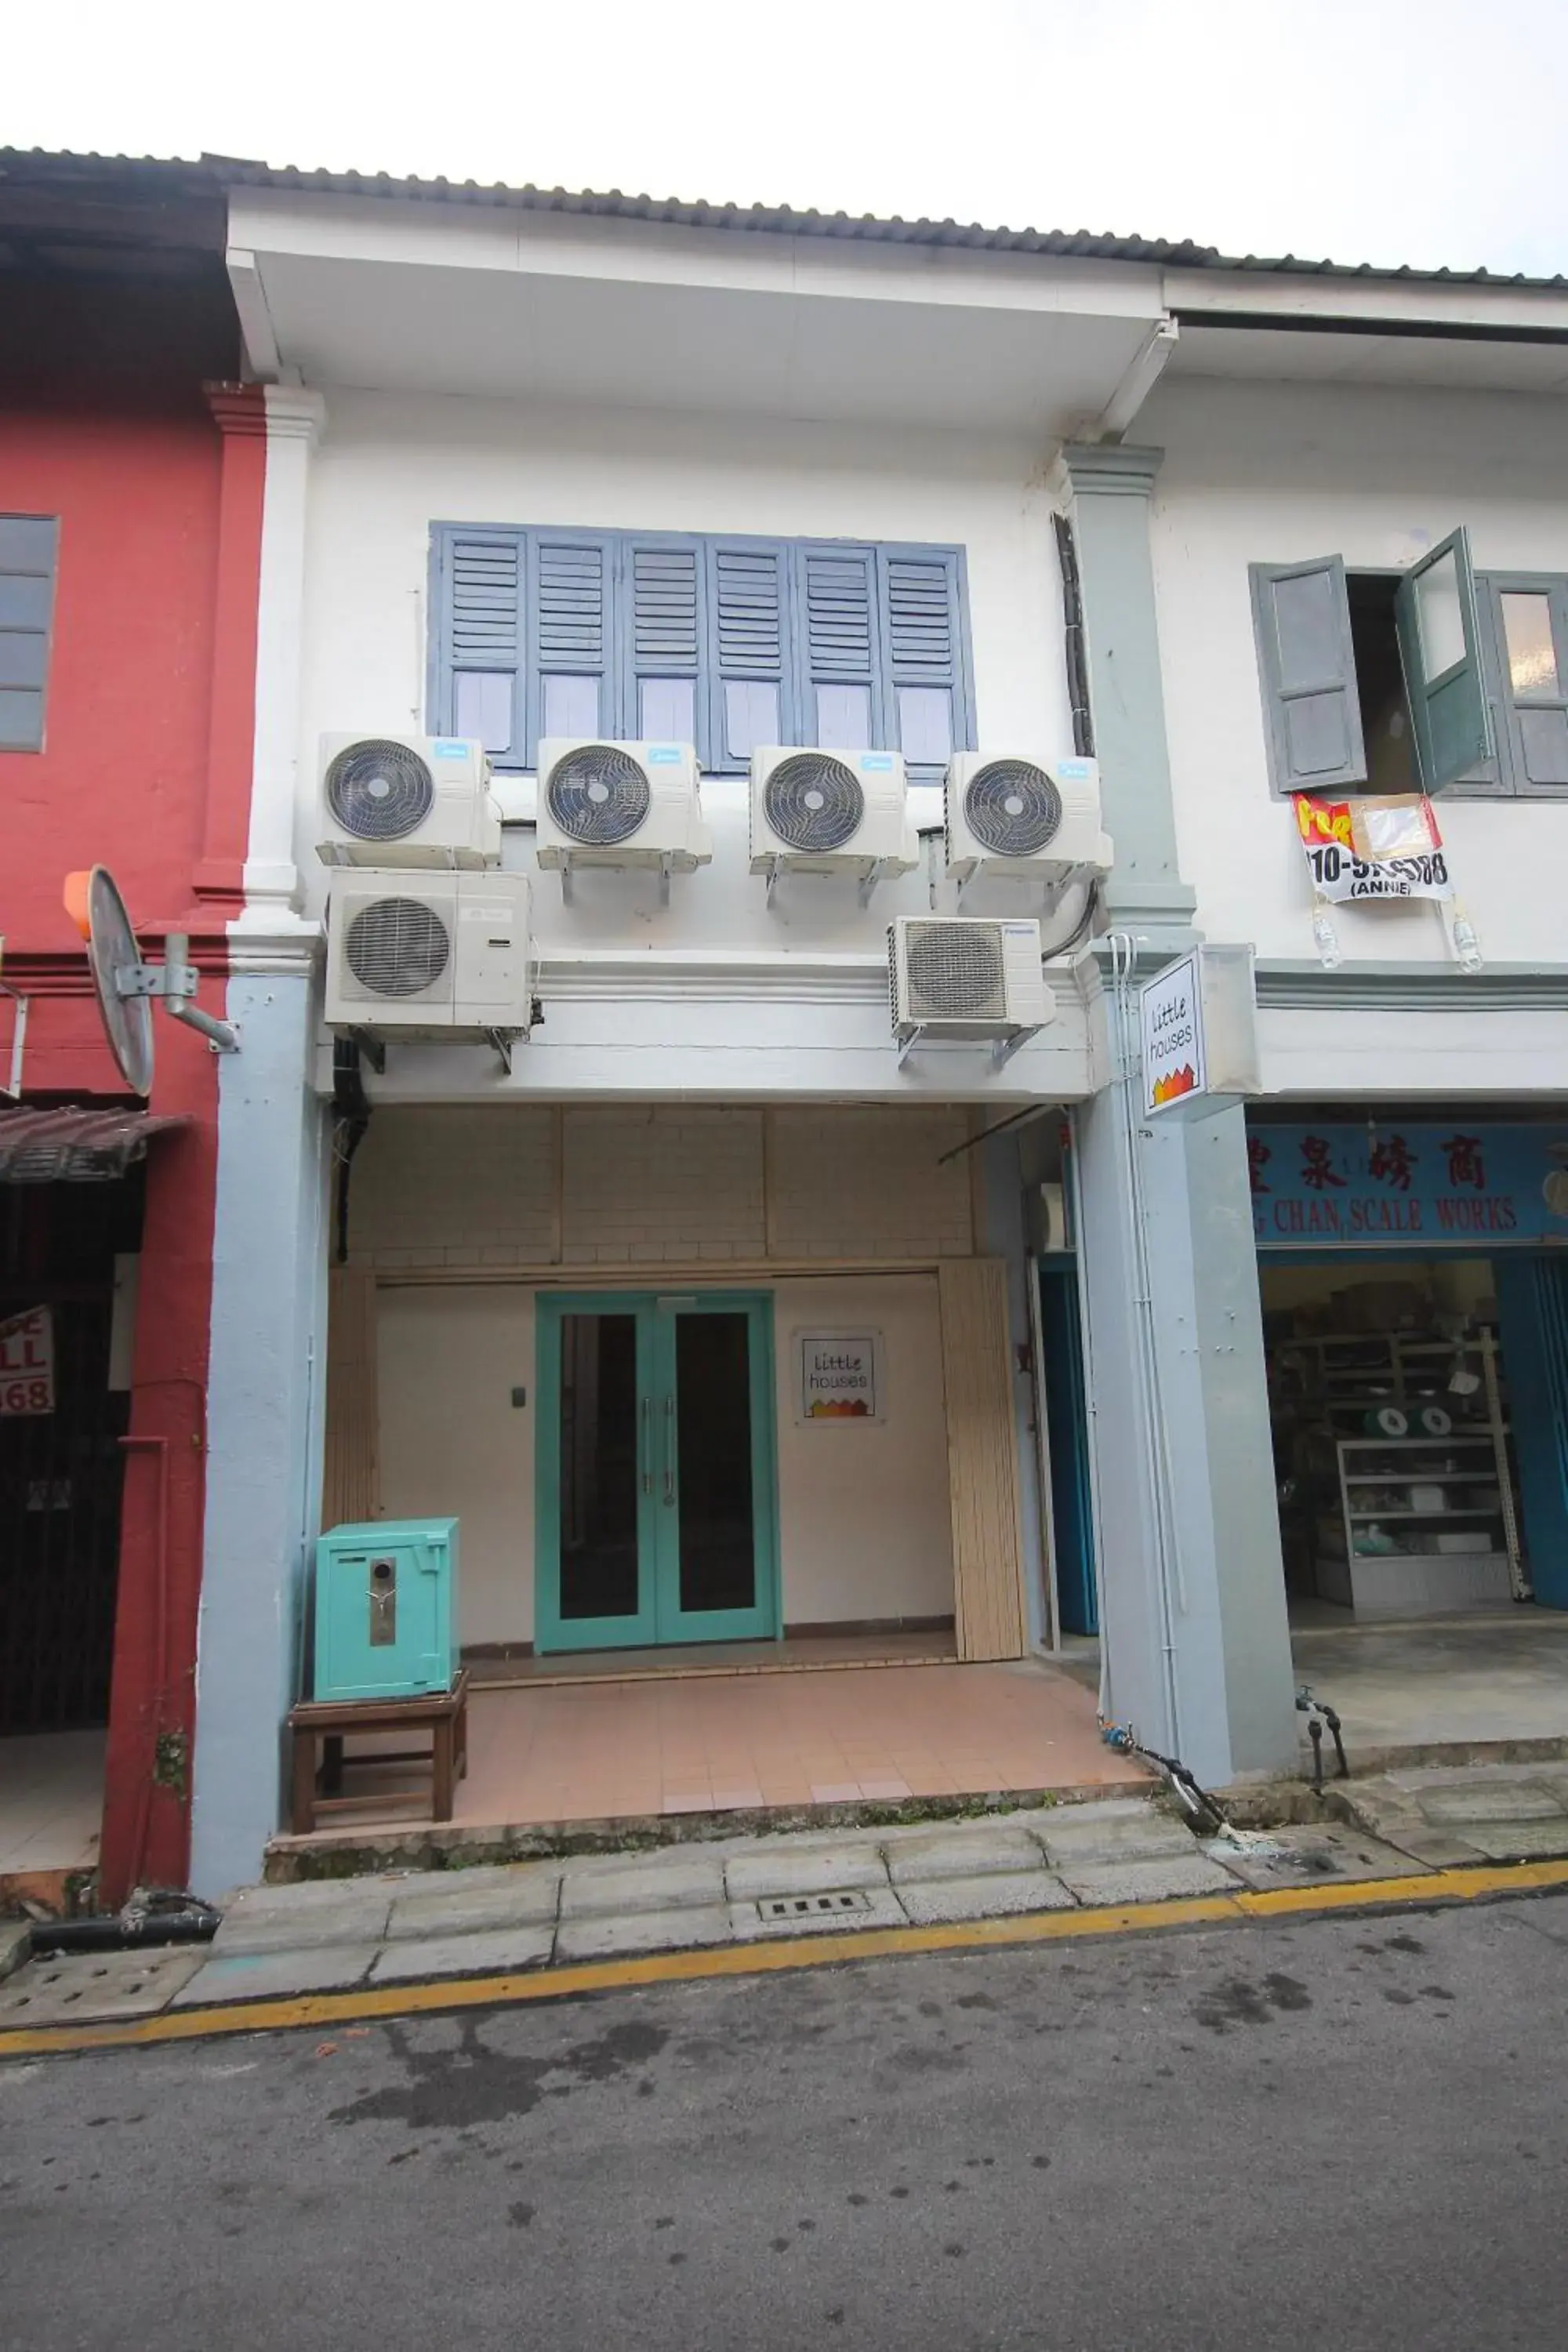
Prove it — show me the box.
[1,263,260,1899]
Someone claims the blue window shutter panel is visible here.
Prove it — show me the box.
[1249,556,1367,796]
[879,545,973,774]
[527,531,615,760]
[437,527,526,762]
[795,543,881,747]
[706,539,793,771]
[623,536,705,755]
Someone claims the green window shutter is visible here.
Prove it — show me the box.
[622,537,705,755]
[879,546,973,778]
[0,515,59,753]
[1393,525,1494,793]
[1249,556,1367,795]
[430,526,525,766]
[1479,573,1568,798]
[794,543,881,750]
[706,539,793,772]
[528,531,616,759]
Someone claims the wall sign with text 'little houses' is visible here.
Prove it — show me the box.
[1249,1123,1568,1250]
[796,1332,881,1422]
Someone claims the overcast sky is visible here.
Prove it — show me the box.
[8,0,1567,278]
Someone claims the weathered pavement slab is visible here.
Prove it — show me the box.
[1336,1764,1568,1867]
[14,1776,1560,2030]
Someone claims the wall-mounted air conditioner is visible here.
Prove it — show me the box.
[535,739,711,873]
[750,746,916,881]
[318,734,501,869]
[944,753,1111,884]
[325,870,531,1038]
[888,916,1051,1041]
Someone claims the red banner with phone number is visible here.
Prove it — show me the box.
[0,1305,54,1416]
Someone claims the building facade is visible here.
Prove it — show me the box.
[11,158,1568,1900]
[0,157,265,1903]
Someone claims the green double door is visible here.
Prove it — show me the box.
[535,1292,779,1653]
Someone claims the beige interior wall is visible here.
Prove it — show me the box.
[376,1285,535,1647]
[773,1275,953,1628]
[346,1103,974,1270]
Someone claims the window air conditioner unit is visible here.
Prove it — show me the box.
[750,746,916,877]
[944,753,1111,883]
[325,870,532,1037]
[318,734,502,869]
[535,739,711,871]
[888,916,1052,1040]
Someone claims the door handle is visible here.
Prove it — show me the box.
[641,1396,652,1495]
[663,1393,676,1506]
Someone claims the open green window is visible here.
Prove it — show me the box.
[1393,526,1494,793]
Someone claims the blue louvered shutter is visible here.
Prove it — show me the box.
[623,537,705,756]
[794,543,882,751]
[706,540,793,772]
[527,531,615,760]
[430,526,524,768]
[880,546,971,779]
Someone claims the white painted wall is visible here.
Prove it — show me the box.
[296,387,1072,971]
[373,1272,954,1648]
[774,1276,953,1626]
[1143,376,1568,969]
[377,1284,535,1649]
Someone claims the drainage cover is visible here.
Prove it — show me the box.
[753,1890,874,1922]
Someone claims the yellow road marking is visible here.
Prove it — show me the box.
[5,1855,1566,2063]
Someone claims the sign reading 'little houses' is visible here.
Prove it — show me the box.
[796,1332,880,1422]
[0,1305,54,1416]
[1140,950,1206,1113]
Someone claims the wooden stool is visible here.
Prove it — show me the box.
[287,1668,470,1834]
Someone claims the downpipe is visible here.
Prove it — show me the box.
[27,1892,220,1960]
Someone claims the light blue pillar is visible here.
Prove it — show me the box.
[1073,967,1297,1784]
[189,965,328,1894]
[1060,445,1196,950]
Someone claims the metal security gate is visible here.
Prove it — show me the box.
[0,1176,139,1736]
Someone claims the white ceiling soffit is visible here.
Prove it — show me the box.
[1167,321,1568,395]
[227,194,1167,430]
[248,248,1159,430]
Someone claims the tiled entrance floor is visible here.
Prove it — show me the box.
[0,1729,104,1875]
[299,1657,1145,1832]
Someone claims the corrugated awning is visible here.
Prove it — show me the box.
[0,1106,190,1182]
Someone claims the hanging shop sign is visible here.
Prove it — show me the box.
[0,1305,54,1415]
[1292,794,1451,902]
[796,1331,882,1422]
[1139,943,1259,1116]
[1250,1123,1568,1249]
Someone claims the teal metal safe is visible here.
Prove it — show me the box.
[313,1517,459,1700]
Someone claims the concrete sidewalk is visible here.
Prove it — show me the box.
[0,1795,1435,2028]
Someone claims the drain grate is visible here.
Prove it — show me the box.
[754,1889,874,1922]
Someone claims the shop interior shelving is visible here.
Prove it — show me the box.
[1269,1330,1526,1615]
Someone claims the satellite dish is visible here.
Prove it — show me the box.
[71,867,154,1096]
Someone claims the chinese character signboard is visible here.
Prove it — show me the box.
[796,1332,881,1421]
[1249,1124,1568,1248]
[0,1305,54,1416]
[1292,793,1453,903]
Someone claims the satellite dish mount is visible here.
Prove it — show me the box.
[67,867,239,1096]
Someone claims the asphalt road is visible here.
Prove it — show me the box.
[5,1893,1568,2351]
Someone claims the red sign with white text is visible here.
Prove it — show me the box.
[0,1306,55,1416]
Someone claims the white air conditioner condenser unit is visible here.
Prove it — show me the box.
[888,916,1052,1039]
[318,734,502,869]
[750,746,916,876]
[944,753,1111,882]
[535,739,711,870]
[325,870,532,1036]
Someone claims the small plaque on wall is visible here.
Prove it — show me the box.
[795,1331,881,1423]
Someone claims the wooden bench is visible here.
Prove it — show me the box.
[287,1668,469,1835]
